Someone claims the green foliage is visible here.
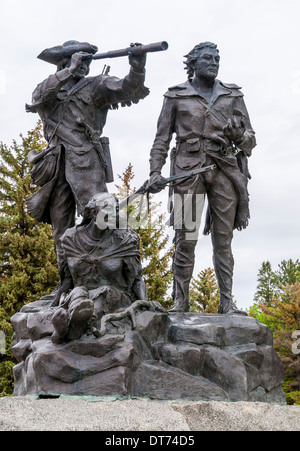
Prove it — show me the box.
[285,390,300,406]
[254,259,300,306]
[254,261,278,306]
[246,303,275,329]
[261,282,300,405]
[249,261,300,405]
[283,362,300,406]
[0,355,14,397]
[189,268,219,313]
[0,123,59,396]
[114,164,173,307]
[276,260,300,287]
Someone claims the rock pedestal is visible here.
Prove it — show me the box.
[11,305,286,403]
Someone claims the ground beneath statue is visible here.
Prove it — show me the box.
[0,397,299,431]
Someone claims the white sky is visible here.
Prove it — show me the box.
[1,0,300,309]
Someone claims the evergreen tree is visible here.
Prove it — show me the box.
[114,164,173,307]
[189,268,219,313]
[0,123,59,396]
[254,259,300,306]
[258,282,300,405]
[249,258,300,405]
[275,259,300,288]
[254,261,277,306]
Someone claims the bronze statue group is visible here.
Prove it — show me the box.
[25,39,256,321]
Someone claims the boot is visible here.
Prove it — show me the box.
[218,296,247,316]
[169,296,189,313]
[169,231,197,313]
[168,273,190,313]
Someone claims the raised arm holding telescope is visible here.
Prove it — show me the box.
[85,41,168,61]
[25,39,167,278]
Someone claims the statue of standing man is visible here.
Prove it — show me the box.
[25,40,149,269]
[148,42,256,315]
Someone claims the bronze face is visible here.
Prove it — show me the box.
[193,47,220,81]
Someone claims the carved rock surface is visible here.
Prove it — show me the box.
[132,361,228,401]
[11,310,286,403]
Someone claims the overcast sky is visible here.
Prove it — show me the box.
[1,0,300,309]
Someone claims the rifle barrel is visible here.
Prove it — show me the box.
[118,165,216,210]
[89,41,168,61]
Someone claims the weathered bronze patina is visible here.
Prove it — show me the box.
[25,40,149,268]
[148,42,256,314]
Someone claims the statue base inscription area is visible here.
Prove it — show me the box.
[11,306,285,403]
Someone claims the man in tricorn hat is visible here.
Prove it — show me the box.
[148,42,256,315]
[26,40,149,270]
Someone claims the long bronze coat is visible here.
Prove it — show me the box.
[149,79,256,231]
[26,67,149,222]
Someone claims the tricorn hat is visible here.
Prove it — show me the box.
[37,40,98,65]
